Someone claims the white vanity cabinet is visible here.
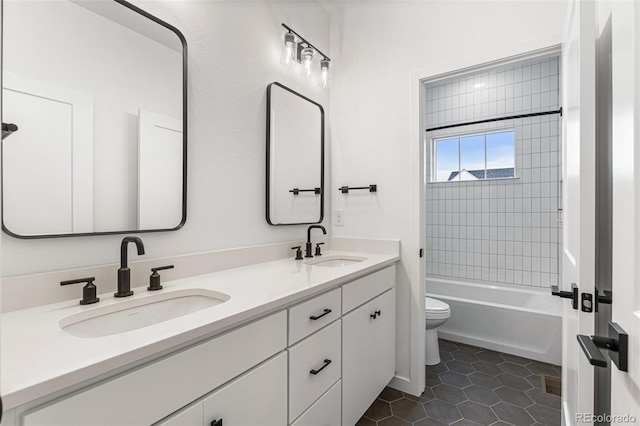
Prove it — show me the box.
[10,262,398,426]
[342,267,397,426]
[286,265,397,426]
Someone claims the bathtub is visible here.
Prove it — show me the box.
[426,277,562,365]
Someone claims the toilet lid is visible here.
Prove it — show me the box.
[425,297,450,313]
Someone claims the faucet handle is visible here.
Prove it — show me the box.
[315,242,325,256]
[291,246,303,260]
[148,265,174,291]
[61,277,99,305]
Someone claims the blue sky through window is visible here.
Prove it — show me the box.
[435,138,458,181]
[434,130,515,182]
[486,131,515,170]
[460,135,485,179]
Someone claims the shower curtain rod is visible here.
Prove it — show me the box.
[425,108,562,132]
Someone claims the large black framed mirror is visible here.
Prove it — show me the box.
[266,82,324,226]
[1,0,187,238]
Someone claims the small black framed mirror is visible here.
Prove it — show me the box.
[1,0,187,238]
[266,82,324,226]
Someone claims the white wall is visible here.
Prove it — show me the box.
[328,0,567,395]
[1,1,330,276]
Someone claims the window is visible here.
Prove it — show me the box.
[432,130,515,182]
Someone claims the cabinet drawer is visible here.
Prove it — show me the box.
[23,311,287,426]
[342,265,395,313]
[288,320,341,423]
[155,401,203,426]
[288,288,341,345]
[202,352,287,426]
[290,380,341,426]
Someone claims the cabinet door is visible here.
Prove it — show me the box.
[342,288,396,426]
[202,352,287,426]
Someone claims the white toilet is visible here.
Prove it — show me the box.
[425,296,451,365]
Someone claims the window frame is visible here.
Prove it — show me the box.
[431,128,517,183]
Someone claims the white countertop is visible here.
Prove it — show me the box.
[1,250,399,410]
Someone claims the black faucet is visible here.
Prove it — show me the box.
[115,236,145,297]
[305,225,327,258]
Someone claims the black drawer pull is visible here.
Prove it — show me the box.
[370,310,382,319]
[310,308,332,321]
[211,419,222,426]
[310,359,332,375]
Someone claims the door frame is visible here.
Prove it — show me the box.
[412,44,561,397]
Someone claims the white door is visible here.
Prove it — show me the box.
[2,72,93,235]
[561,0,597,423]
[609,0,640,419]
[138,109,183,230]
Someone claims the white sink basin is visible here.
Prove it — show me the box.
[60,289,230,338]
[305,255,366,268]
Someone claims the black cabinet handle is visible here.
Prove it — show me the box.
[310,359,332,375]
[211,419,222,426]
[310,308,331,320]
[370,310,382,319]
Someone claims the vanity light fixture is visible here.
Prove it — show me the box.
[281,23,331,88]
[319,59,330,88]
[281,32,297,67]
[300,47,315,78]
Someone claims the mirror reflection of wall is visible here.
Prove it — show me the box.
[1,0,185,237]
[266,83,324,225]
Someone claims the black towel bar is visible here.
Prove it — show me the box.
[339,185,377,194]
[289,188,321,195]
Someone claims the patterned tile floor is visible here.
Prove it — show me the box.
[356,339,562,426]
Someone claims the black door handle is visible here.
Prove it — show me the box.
[577,322,628,372]
[551,283,579,309]
[577,335,608,367]
[310,359,332,375]
[211,419,222,426]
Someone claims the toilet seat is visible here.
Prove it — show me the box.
[425,296,451,319]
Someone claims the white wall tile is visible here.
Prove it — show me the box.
[425,56,561,288]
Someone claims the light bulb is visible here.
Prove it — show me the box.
[318,59,330,88]
[300,47,315,78]
[280,33,297,67]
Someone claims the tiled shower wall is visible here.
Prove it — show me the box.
[425,55,562,287]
